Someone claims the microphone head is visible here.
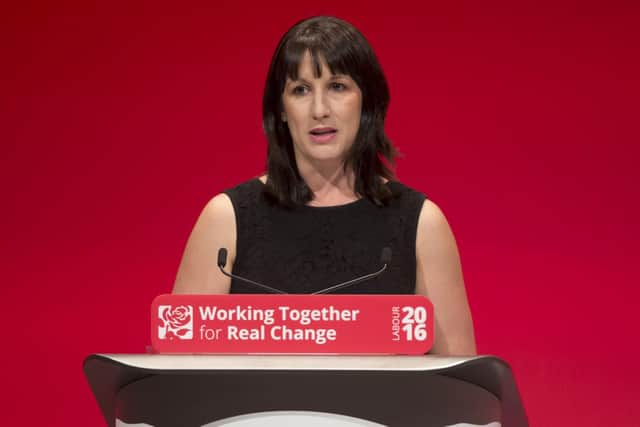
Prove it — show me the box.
[217,248,228,268]
[380,247,392,265]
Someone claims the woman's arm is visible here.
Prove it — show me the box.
[172,194,236,294]
[415,199,477,355]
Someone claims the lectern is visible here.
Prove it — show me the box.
[84,354,528,427]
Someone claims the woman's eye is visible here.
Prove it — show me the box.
[331,82,346,91]
[292,85,308,95]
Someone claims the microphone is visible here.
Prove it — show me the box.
[217,248,287,294]
[311,247,392,295]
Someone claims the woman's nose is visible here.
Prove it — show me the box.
[311,91,330,120]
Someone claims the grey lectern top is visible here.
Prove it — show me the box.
[84,354,528,427]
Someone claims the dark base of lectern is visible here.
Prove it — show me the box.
[84,355,528,427]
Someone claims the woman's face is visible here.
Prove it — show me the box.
[281,51,362,171]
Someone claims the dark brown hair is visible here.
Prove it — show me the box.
[262,16,398,207]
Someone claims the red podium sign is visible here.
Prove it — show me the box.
[151,294,434,354]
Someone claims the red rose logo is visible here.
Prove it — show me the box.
[162,306,191,328]
[159,305,193,340]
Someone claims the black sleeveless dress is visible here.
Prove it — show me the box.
[224,179,426,294]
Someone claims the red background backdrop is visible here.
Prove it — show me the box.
[3,1,639,425]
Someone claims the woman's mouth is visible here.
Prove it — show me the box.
[309,127,337,143]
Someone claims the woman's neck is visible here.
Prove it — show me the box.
[298,163,359,207]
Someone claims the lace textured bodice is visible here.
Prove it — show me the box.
[224,179,426,294]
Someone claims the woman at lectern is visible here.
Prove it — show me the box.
[172,16,476,355]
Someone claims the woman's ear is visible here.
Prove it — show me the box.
[281,112,287,122]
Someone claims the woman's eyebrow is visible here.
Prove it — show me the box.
[285,74,350,86]
[330,74,349,79]
[286,77,310,85]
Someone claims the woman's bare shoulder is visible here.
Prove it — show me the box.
[415,199,476,355]
[416,199,451,237]
[172,193,236,294]
[201,193,235,221]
